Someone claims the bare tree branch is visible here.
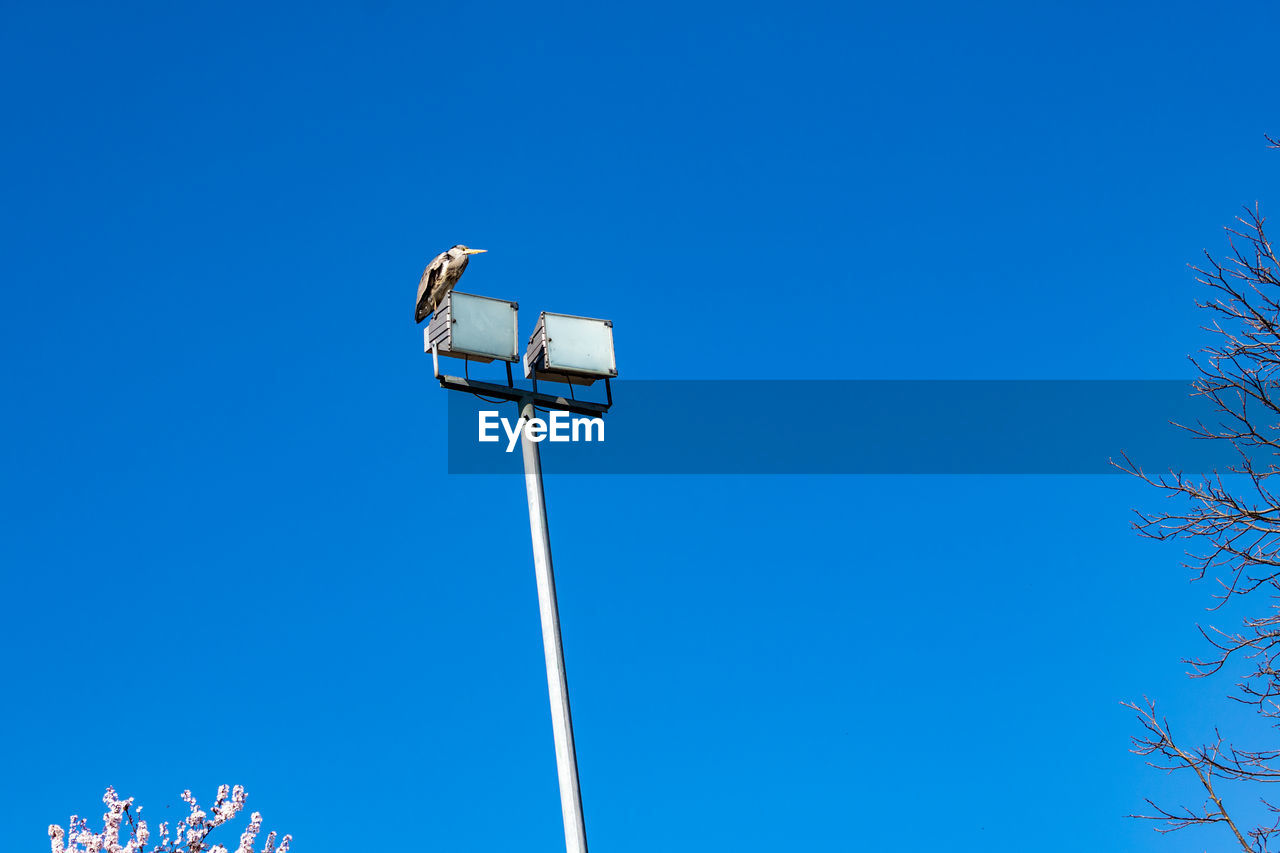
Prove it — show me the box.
[1123,138,1280,850]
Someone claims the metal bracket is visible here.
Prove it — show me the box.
[437,375,611,417]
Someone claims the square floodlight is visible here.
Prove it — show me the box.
[425,291,519,363]
[524,312,617,385]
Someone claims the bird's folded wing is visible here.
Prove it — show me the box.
[415,264,439,322]
[417,263,438,304]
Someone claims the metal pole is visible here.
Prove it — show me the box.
[519,398,589,853]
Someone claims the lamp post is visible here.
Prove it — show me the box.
[424,292,615,853]
[520,396,588,853]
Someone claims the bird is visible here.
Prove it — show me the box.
[415,245,487,323]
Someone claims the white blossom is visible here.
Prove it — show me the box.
[49,786,288,853]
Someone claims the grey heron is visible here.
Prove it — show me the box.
[415,245,487,323]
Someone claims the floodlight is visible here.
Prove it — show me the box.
[425,291,519,363]
[524,312,617,385]
[421,294,614,853]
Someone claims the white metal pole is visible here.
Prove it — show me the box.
[519,399,589,853]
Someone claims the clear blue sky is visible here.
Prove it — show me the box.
[2,2,1278,851]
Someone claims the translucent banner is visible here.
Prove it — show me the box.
[443,380,1274,475]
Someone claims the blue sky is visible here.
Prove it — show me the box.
[3,1,1279,851]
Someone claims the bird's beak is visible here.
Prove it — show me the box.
[464,248,488,254]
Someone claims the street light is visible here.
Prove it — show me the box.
[425,290,520,364]
[524,312,617,385]
[425,292,615,853]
